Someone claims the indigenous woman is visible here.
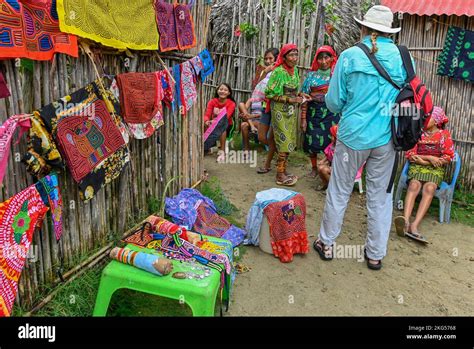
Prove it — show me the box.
[301,45,339,180]
[394,107,455,242]
[203,83,236,154]
[265,44,307,186]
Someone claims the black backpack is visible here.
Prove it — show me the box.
[357,43,433,192]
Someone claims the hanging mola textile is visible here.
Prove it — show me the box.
[0,72,11,99]
[56,0,159,50]
[0,115,30,186]
[0,173,62,317]
[153,0,197,52]
[438,26,474,83]
[24,79,130,201]
[0,0,78,60]
[114,72,165,139]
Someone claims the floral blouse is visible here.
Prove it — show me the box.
[405,129,455,162]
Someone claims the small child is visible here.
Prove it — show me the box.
[317,124,338,190]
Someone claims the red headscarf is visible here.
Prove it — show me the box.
[431,106,449,128]
[310,45,338,74]
[274,43,298,75]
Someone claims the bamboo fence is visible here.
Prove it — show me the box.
[397,14,474,189]
[0,1,210,311]
[204,0,472,188]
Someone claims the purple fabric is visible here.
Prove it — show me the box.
[154,0,179,52]
[0,116,30,185]
[165,188,246,247]
[0,72,10,99]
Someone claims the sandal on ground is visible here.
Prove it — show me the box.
[364,248,382,270]
[257,167,272,174]
[313,239,333,261]
[406,231,428,244]
[305,171,318,178]
[394,216,407,237]
[276,175,297,187]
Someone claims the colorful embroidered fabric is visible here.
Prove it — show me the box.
[158,70,175,109]
[173,64,182,113]
[122,230,154,248]
[0,115,30,186]
[26,79,130,201]
[203,108,227,146]
[154,0,179,52]
[115,72,165,139]
[153,0,196,52]
[0,72,10,99]
[190,55,204,77]
[35,174,62,241]
[23,112,64,179]
[0,173,63,316]
[0,0,78,60]
[198,49,215,82]
[437,26,474,83]
[116,72,160,124]
[56,0,159,50]
[165,189,246,247]
[263,193,309,263]
[179,61,198,114]
[174,2,196,50]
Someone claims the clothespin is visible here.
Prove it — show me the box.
[154,52,176,84]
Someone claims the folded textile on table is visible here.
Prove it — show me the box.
[245,188,298,246]
[24,79,130,201]
[437,26,474,83]
[0,115,31,186]
[56,0,159,50]
[165,189,246,247]
[113,73,164,139]
[0,173,62,316]
[263,193,309,263]
[0,72,10,99]
[0,0,78,60]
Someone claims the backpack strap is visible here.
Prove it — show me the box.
[356,43,401,90]
[398,45,415,82]
[386,150,399,194]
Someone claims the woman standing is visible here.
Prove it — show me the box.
[301,46,339,183]
[265,44,307,186]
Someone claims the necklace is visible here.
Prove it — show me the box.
[172,259,212,280]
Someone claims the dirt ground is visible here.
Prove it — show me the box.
[204,153,474,316]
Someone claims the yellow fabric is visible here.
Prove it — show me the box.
[56,0,159,50]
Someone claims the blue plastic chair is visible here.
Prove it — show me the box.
[394,151,461,223]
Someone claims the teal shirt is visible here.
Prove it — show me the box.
[325,36,412,150]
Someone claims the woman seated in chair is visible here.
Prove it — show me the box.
[394,107,455,242]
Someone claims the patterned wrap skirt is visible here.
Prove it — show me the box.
[303,101,339,154]
[408,163,445,186]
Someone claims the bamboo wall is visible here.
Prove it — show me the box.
[204,0,326,126]
[204,1,473,188]
[1,2,210,311]
[398,14,474,189]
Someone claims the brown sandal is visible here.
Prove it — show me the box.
[313,239,333,260]
[276,175,297,187]
[257,167,272,174]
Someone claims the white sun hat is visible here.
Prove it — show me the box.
[354,5,401,34]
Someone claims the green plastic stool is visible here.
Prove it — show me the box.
[93,243,224,317]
